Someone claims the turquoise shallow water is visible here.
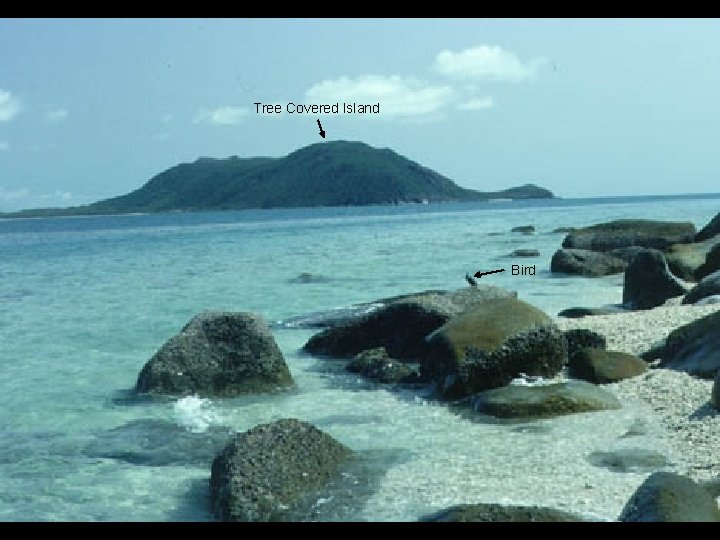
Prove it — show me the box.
[1,195,719,521]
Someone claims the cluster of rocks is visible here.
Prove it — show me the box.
[548,214,720,313]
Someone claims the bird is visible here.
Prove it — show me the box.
[465,273,478,287]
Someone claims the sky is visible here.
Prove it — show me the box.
[1,18,719,211]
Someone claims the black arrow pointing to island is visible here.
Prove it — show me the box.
[474,268,505,278]
[317,119,325,138]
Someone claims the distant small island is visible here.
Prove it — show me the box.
[0,141,554,218]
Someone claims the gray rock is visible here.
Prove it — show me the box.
[569,348,647,384]
[303,286,516,360]
[346,347,420,384]
[588,448,670,473]
[136,312,293,397]
[557,306,628,318]
[664,237,720,281]
[511,225,535,234]
[622,249,688,309]
[564,329,607,359]
[422,503,585,522]
[470,380,621,419]
[423,298,567,399]
[619,472,720,522]
[562,219,696,252]
[712,372,720,410]
[510,249,540,257]
[696,243,720,280]
[683,270,720,305]
[608,246,648,264]
[659,310,720,378]
[209,419,352,522]
[695,212,720,242]
[550,249,627,277]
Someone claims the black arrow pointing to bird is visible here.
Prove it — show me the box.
[317,119,325,138]
[474,268,505,278]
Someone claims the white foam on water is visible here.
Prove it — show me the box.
[172,395,220,433]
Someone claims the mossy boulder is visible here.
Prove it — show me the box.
[303,286,516,360]
[423,298,567,399]
[622,249,688,310]
[470,380,621,419]
[564,329,607,358]
[619,472,720,522]
[658,310,720,378]
[569,348,647,384]
[209,419,352,522]
[550,249,627,277]
[423,503,585,522]
[346,347,420,383]
[562,219,696,252]
[136,312,293,397]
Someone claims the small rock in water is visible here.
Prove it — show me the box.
[511,225,535,235]
[510,249,540,257]
[587,448,671,473]
[287,272,330,284]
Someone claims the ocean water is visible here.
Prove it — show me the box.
[2,195,719,521]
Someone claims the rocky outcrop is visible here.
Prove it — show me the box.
[562,220,696,252]
[568,348,647,384]
[619,472,720,522]
[564,329,607,358]
[209,419,352,522]
[423,298,567,399]
[682,270,720,305]
[550,249,627,277]
[657,310,720,378]
[423,503,585,522]
[696,243,720,280]
[695,212,720,242]
[469,380,621,419]
[346,347,420,384]
[510,249,540,257]
[303,286,516,360]
[622,249,688,309]
[511,225,535,234]
[136,312,293,397]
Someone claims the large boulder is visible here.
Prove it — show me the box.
[696,243,720,280]
[469,380,621,419]
[619,472,720,522]
[550,249,627,277]
[695,212,720,242]
[657,310,720,378]
[622,249,688,309]
[564,329,607,358]
[664,237,720,281]
[423,298,567,399]
[682,270,720,305]
[136,312,293,397]
[562,219,696,252]
[712,372,720,410]
[303,286,516,360]
[568,348,647,384]
[209,419,352,522]
[346,347,420,384]
[423,503,584,522]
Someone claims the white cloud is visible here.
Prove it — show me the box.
[193,106,248,125]
[434,45,546,82]
[0,186,30,202]
[457,97,494,110]
[0,89,22,122]
[46,108,68,123]
[305,75,454,117]
[0,141,9,151]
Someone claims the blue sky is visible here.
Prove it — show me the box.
[1,18,719,210]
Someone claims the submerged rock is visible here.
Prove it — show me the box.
[622,249,688,310]
[658,310,720,378]
[619,472,720,522]
[695,211,720,242]
[303,286,516,360]
[682,270,720,305]
[511,225,535,234]
[569,348,647,384]
[550,248,627,277]
[209,419,352,522]
[423,503,585,522]
[587,448,670,473]
[564,329,607,358]
[423,298,567,399]
[346,347,420,384]
[287,272,330,284]
[470,380,620,419]
[136,311,293,397]
[562,219,696,252]
[510,249,540,257]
